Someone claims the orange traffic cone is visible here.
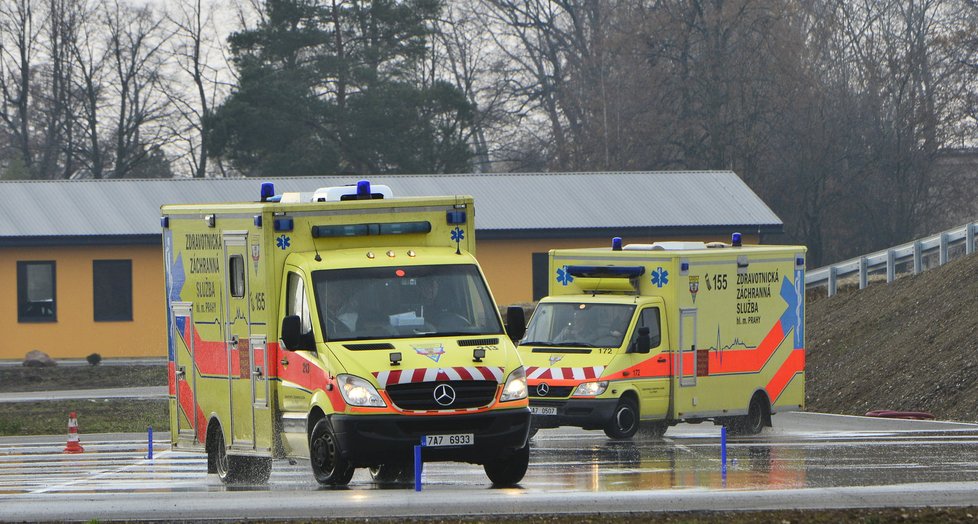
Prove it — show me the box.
[63,411,84,453]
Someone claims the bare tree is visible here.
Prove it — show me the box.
[165,0,231,178]
[101,0,171,178]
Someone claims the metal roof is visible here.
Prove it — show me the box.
[0,171,781,243]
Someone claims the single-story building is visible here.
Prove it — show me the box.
[0,171,782,359]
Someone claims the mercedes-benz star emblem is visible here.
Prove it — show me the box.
[433,384,456,406]
[536,383,550,396]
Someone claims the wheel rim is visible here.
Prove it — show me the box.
[312,431,337,477]
[616,405,636,433]
[214,432,229,478]
[748,400,762,431]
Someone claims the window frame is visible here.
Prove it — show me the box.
[17,260,57,323]
[93,259,134,322]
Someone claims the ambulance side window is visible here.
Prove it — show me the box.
[285,272,313,338]
[631,308,661,350]
[229,255,245,298]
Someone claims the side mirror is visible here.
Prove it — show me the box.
[281,315,303,351]
[505,306,526,343]
[632,326,651,354]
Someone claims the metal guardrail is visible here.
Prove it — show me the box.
[806,222,978,296]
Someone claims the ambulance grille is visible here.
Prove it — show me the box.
[386,380,497,410]
[529,386,574,398]
[457,338,499,346]
[344,343,395,350]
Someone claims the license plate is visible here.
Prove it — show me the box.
[423,433,473,447]
[530,406,558,416]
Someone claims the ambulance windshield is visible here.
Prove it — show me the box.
[312,264,503,342]
[521,303,635,348]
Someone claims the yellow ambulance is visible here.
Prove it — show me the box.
[519,236,805,439]
[162,181,530,486]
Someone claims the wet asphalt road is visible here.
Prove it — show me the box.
[2,412,978,520]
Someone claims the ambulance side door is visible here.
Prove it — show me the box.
[629,307,670,419]
[223,232,255,449]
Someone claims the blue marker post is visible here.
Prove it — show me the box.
[720,425,727,480]
[414,437,424,492]
[147,426,154,460]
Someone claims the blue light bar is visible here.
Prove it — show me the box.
[732,232,742,247]
[260,182,275,202]
[312,221,432,238]
[446,210,466,224]
[160,216,169,229]
[274,218,294,232]
[566,265,645,279]
[612,237,622,251]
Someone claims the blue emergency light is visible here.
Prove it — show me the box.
[260,182,275,202]
[274,218,294,232]
[612,237,622,251]
[566,265,645,279]
[732,232,742,247]
[447,210,466,224]
[312,221,431,238]
[357,180,371,199]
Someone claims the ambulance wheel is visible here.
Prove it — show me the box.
[604,397,640,439]
[731,396,766,436]
[484,444,529,487]
[210,429,234,483]
[309,418,354,486]
[369,462,413,484]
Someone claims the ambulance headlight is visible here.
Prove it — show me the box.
[500,366,528,402]
[337,374,386,407]
[573,381,608,397]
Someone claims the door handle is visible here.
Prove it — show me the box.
[231,335,239,347]
[280,357,289,367]
[175,366,186,379]
[656,357,667,363]
[253,367,264,379]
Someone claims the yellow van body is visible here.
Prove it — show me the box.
[162,182,529,486]
[518,240,806,439]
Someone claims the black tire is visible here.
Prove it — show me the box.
[369,462,413,484]
[484,444,530,487]
[309,418,354,486]
[730,396,766,436]
[208,426,273,485]
[210,427,244,485]
[603,397,640,439]
[640,421,668,438]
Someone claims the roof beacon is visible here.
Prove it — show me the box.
[732,232,743,247]
[612,237,623,251]
[260,182,275,202]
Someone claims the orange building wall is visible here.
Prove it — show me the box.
[0,245,165,360]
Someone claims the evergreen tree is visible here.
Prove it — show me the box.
[206,0,474,176]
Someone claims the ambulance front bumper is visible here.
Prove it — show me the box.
[330,407,530,467]
[529,398,619,430]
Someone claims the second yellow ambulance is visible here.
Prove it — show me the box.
[519,236,806,439]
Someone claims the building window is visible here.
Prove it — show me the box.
[17,261,56,322]
[93,260,133,322]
